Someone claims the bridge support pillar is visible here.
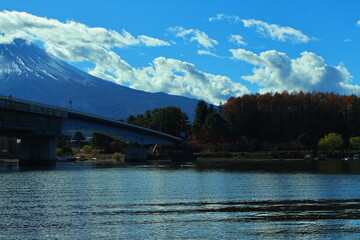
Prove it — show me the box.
[125,147,148,162]
[19,136,57,167]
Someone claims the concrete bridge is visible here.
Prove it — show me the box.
[0,95,182,166]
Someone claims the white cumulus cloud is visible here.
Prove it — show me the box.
[209,13,313,44]
[0,11,170,48]
[88,55,249,104]
[168,26,218,48]
[197,50,219,57]
[208,14,241,23]
[229,34,247,46]
[0,11,249,104]
[230,48,359,94]
[357,20,360,26]
[242,19,312,43]
[133,57,249,104]
[138,35,171,47]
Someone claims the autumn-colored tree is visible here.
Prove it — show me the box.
[222,92,360,150]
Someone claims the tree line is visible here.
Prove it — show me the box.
[54,91,360,154]
[222,92,360,150]
[125,92,360,152]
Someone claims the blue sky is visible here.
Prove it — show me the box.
[1,0,360,104]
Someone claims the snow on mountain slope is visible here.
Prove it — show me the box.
[0,39,98,84]
[0,39,198,119]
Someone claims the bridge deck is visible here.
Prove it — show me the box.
[0,95,182,144]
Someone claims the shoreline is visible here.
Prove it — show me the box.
[2,155,360,174]
[0,152,355,164]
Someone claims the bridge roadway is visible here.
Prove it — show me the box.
[0,95,182,166]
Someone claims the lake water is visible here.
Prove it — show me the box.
[1,161,360,239]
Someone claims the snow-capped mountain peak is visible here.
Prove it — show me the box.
[0,39,198,119]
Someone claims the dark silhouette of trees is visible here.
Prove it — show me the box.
[122,93,360,153]
[90,132,127,153]
[126,106,189,137]
[192,100,209,134]
[349,136,360,150]
[221,92,360,150]
[203,111,227,145]
[91,132,114,153]
[191,100,226,144]
[73,131,85,141]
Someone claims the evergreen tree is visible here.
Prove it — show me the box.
[73,131,85,141]
[192,100,208,134]
[125,106,189,137]
[91,133,114,153]
[204,112,227,144]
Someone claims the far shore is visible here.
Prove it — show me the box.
[1,150,359,165]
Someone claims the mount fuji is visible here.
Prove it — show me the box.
[0,39,199,120]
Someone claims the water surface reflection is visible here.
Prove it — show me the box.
[1,161,360,239]
[196,159,360,174]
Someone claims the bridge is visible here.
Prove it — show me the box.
[0,95,182,166]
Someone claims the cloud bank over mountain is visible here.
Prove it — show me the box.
[0,10,359,105]
[0,11,250,104]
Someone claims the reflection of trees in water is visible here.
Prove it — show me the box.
[196,159,360,174]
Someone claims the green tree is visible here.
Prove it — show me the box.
[318,133,344,151]
[192,100,209,134]
[297,133,312,149]
[126,115,137,125]
[55,137,68,148]
[91,132,114,153]
[126,106,189,137]
[349,136,360,150]
[126,112,151,128]
[110,140,126,153]
[73,131,85,141]
[60,146,73,156]
[82,145,93,153]
[150,107,189,137]
[208,104,215,114]
[204,112,227,144]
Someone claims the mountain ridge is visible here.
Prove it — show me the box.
[0,39,199,120]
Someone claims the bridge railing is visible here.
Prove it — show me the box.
[65,110,182,142]
[0,95,67,117]
[0,95,182,142]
